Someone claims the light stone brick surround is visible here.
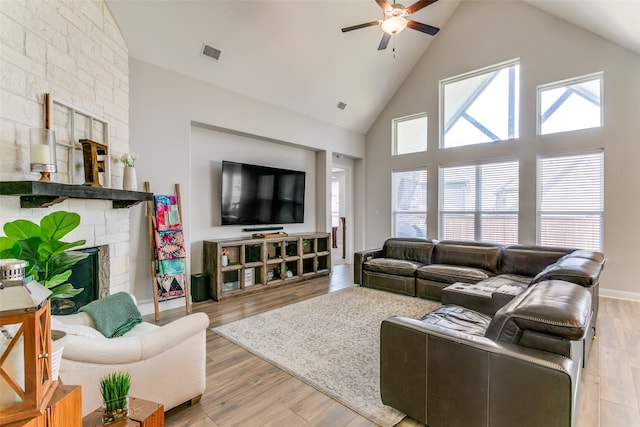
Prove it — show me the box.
[0,0,133,295]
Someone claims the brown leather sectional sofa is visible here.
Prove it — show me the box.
[354,238,606,427]
[381,280,592,427]
[355,238,603,301]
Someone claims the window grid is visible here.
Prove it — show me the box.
[441,59,520,148]
[392,169,427,239]
[393,113,428,156]
[538,72,603,136]
[440,161,519,244]
[538,152,603,251]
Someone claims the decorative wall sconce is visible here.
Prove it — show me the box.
[29,128,57,182]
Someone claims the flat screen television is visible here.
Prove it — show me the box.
[221,160,306,226]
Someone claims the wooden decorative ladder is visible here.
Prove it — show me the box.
[145,182,191,321]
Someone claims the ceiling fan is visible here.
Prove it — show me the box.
[342,0,440,50]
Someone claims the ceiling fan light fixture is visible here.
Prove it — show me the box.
[381,16,407,35]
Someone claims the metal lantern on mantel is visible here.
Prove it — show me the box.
[0,259,57,425]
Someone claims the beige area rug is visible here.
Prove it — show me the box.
[213,286,440,426]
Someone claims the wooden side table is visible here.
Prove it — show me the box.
[4,384,82,427]
[82,397,164,427]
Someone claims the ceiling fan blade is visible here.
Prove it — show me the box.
[378,33,391,50]
[406,0,438,15]
[376,0,392,12]
[342,20,380,32]
[407,20,440,36]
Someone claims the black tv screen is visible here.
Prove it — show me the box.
[221,161,306,226]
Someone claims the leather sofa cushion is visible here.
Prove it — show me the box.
[500,245,572,277]
[421,305,492,336]
[417,264,492,284]
[570,250,606,264]
[531,252,604,288]
[472,275,529,293]
[433,241,502,274]
[383,238,435,264]
[364,258,424,277]
[485,280,592,342]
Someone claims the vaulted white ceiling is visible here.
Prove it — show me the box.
[106,0,640,134]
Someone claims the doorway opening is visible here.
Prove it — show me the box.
[331,166,348,265]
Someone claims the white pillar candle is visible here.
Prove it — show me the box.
[31,143,51,164]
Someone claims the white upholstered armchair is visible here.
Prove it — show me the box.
[52,304,210,416]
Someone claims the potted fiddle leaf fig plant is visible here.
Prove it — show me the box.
[0,211,88,302]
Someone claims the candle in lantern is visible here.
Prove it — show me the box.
[30,143,51,164]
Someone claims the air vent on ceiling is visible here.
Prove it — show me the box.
[337,101,347,110]
[201,43,222,61]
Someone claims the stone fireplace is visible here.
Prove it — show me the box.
[0,1,135,305]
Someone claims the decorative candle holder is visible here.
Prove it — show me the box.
[29,128,57,182]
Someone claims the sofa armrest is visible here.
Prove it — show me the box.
[353,248,382,284]
[62,313,210,364]
[383,315,575,369]
[139,312,210,358]
[532,251,605,288]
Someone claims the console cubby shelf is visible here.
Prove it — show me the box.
[203,232,332,301]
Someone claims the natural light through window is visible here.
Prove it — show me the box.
[392,169,427,238]
[538,73,602,135]
[393,113,427,155]
[440,161,519,243]
[538,152,603,251]
[442,60,519,148]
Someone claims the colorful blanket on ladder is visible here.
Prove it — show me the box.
[154,230,186,260]
[155,195,181,231]
[154,194,186,299]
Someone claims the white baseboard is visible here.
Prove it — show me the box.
[138,297,187,316]
[600,288,640,301]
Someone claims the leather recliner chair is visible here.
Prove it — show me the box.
[380,280,591,427]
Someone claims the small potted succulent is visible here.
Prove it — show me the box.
[99,371,131,424]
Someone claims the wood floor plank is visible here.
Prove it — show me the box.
[576,373,600,427]
[599,345,638,409]
[152,265,640,427]
[600,400,640,427]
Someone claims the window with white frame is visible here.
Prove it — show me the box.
[441,60,519,148]
[538,152,603,251]
[440,161,519,243]
[393,113,427,155]
[538,73,603,136]
[392,169,427,238]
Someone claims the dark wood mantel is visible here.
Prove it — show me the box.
[0,181,153,208]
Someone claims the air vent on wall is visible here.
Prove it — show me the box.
[201,43,222,61]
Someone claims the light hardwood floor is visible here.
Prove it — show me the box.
[147,264,640,427]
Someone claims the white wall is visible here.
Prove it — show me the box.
[189,124,317,274]
[364,0,640,298]
[0,0,135,294]
[129,59,366,306]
